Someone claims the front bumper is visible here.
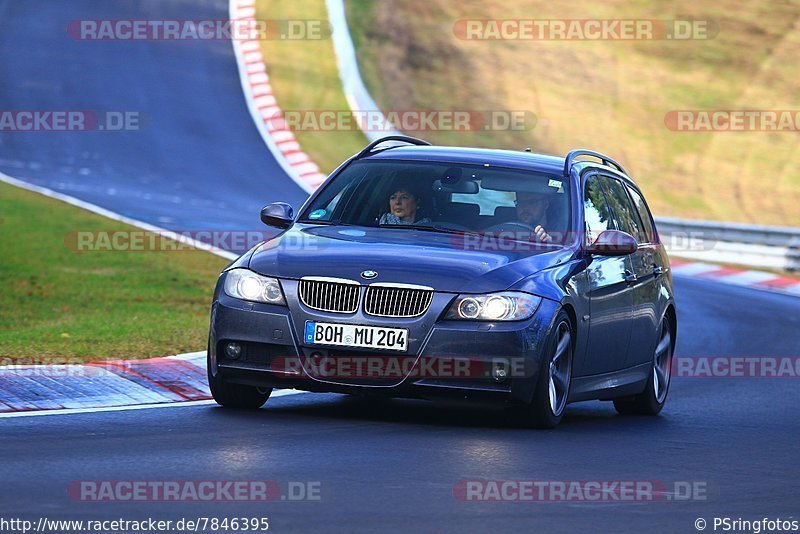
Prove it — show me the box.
[208,283,560,405]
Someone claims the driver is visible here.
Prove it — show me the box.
[515,191,553,243]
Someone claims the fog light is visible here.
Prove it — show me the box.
[492,363,508,382]
[225,342,242,359]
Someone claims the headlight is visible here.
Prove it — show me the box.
[444,292,541,321]
[223,269,286,305]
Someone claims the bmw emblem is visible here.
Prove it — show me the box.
[361,270,378,280]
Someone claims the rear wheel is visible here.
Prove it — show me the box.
[513,310,573,429]
[207,342,272,409]
[614,315,673,416]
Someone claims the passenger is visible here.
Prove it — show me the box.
[379,187,432,225]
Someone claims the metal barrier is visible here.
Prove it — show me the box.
[656,217,800,272]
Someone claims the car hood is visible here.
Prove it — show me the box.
[247,224,574,293]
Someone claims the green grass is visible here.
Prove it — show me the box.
[0,181,228,362]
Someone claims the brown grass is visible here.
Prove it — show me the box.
[347,0,800,225]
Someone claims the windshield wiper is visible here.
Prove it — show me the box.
[297,220,361,226]
[297,219,335,225]
[379,223,480,236]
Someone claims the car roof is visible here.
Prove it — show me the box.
[363,145,567,175]
[360,144,640,190]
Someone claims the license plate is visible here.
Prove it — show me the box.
[304,322,408,352]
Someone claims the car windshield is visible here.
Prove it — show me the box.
[299,160,572,244]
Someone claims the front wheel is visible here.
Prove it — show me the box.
[614,315,673,416]
[512,310,574,429]
[207,343,272,409]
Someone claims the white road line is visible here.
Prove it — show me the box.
[167,351,207,361]
[0,390,307,419]
[715,270,778,286]
[0,172,237,260]
[167,351,207,368]
[785,284,800,295]
[325,0,400,142]
[670,262,726,276]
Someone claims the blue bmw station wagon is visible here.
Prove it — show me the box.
[207,136,676,428]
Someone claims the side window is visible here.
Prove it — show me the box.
[304,186,347,222]
[626,186,657,243]
[583,175,615,245]
[600,177,646,244]
[324,189,345,214]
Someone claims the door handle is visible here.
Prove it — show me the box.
[624,270,638,284]
[653,265,664,277]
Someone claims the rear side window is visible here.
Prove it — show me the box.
[600,176,647,244]
[583,175,615,245]
[626,186,657,243]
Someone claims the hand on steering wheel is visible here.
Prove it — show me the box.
[533,225,553,243]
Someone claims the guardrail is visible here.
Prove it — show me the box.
[656,217,800,272]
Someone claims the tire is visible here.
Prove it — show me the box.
[513,310,574,429]
[207,342,272,409]
[613,315,673,416]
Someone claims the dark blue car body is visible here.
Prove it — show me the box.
[207,137,677,427]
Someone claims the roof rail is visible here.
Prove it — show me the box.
[354,135,431,160]
[563,149,627,177]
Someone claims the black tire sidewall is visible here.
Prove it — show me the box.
[526,309,574,428]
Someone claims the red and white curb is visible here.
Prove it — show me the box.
[230,0,328,193]
[0,351,301,416]
[0,352,210,414]
[670,258,800,296]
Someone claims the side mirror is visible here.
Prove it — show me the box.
[586,229,638,256]
[260,202,294,229]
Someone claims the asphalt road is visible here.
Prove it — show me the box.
[2,278,799,532]
[1,1,798,533]
[0,0,308,231]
